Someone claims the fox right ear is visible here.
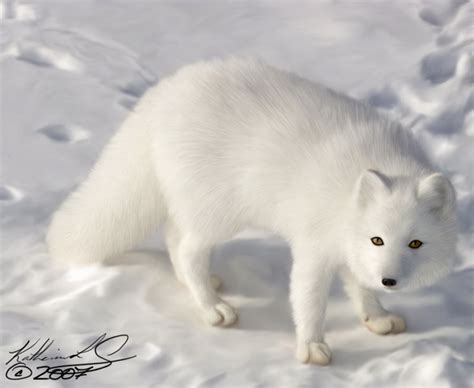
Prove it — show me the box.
[417,173,456,216]
[354,169,391,208]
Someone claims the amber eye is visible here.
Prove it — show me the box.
[371,237,384,246]
[409,240,423,249]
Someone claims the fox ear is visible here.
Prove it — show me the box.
[354,169,391,208]
[418,173,456,215]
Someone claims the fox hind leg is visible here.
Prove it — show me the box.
[177,234,236,327]
[164,219,185,283]
[164,219,222,290]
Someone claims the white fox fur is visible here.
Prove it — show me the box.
[47,58,457,365]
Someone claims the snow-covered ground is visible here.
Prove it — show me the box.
[1,0,473,387]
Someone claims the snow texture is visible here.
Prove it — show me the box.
[1,0,473,387]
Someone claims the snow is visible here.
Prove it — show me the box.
[1,0,473,387]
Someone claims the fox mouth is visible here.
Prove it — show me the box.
[381,286,399,292]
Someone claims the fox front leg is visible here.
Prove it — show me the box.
[339,265,406,335]
[290,243,336,365]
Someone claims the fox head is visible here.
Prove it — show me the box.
[345,169,457,292]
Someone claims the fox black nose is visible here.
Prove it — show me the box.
[382,278,397,287]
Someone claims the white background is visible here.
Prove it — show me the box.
[1,1,473,387]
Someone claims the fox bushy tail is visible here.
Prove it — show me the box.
[47,113,166,266]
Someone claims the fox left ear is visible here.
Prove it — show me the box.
[417,173,456,215]
[354,169,391,208]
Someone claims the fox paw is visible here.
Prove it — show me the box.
[296,342,332,365]
[202,302,237,327]
[364,313,406,335]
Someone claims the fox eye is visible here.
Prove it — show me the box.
[371,237,384,246]
[408,240,423,249]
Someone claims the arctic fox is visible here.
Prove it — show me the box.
[47,58,457,365]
